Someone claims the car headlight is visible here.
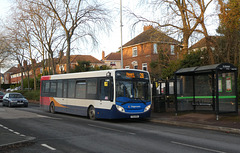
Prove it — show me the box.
[116,105,125,112]
[144,105,151,112]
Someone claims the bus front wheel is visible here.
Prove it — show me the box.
[88,106,96,120]
[50,102,55,114]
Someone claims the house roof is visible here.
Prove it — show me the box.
[5,55,103,75]
[190,36,219,50]
[104,52,121,61]
[122,27,180,48]
[60,55,104,64]
[4,67,19,74]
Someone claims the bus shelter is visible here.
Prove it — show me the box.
[174,63,238,120]
[152,79,176,112]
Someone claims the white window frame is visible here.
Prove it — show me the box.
[125,66,130,69]
[170,45,175,55]
[142,63,147,71]
[153,43,158,54]
[132,47,138,57]
[134,65,138,69]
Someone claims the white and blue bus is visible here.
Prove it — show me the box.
[40,69,152,119]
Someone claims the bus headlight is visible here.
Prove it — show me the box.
[116,105,125,112]
[144,105,151,112]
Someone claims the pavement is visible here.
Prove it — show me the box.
[0,124,35,151]
[0,108,240,150]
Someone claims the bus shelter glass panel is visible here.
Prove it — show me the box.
[194,74,215,110]
[160,82,166,94]
[169,81,174,95]
[177,76,194,111]
[218,72,237,112]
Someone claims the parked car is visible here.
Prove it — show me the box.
[13,86,21,91]
[2,93,28,107]
[0,91,4,102]
[6,88,12,92]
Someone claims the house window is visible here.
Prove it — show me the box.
[125,66,130,69]
[40,68,43,74]
[170,45,175,55]
[132,47,138,57]
[110,62,116,66]
[142,63,147,71]
[153,43,158,54]
[59,65,64,71]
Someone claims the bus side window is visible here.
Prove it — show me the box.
[100,79,113,101]
[63,81,68,98]
[68,80,76,98]
[45,81,50,93]
[57,81,63,97]
[76,80,86,99]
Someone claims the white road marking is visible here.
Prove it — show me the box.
[41,144,56,151]
[171,141,226,153]
[37,114,61,120]
[8,129,14,132]
[14,132,20,135]
[88,124,136,135]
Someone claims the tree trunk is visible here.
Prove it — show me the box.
[20,68,24,91]
[66,36,71,73]
[50,52,56,75]
[181,35,189,59]
[27,70,30,90]
[33,69,36,91]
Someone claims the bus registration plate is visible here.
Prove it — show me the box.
[130,115,139,118]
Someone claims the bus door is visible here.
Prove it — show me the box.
[99,79,113,102]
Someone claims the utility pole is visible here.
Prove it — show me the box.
[120,0,123,69]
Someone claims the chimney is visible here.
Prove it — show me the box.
[143,25,153,31]
[102,51,105,60]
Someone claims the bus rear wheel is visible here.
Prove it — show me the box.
[88,106,96,120]
[50,102,55,114]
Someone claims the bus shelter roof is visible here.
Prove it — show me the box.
[175,63,237,75]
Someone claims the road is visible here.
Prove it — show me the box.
[0,103,240,153]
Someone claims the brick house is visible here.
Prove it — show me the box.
[189,36,219,52]
[56,55,104,73]
[122,26,181,72]
[4,67,18,84]
[102,51,121,69]
[4,55,104,84]
[4,60,41,84]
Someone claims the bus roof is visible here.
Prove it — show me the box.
[41,69,149,80]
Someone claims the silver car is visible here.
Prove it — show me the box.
[2,93,28,107]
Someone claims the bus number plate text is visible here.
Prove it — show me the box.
[130,115,139,118]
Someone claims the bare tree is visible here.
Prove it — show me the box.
[16,0,64,75]
[0,34,12,89]
[129,0,214,61]
[27,0,111,73]
[4,26,27,91]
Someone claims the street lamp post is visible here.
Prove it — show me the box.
[120,0,123,69]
